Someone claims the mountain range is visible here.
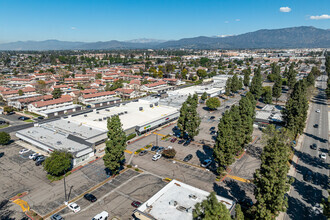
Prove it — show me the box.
[0,26,329,50]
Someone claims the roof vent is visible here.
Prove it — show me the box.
[96,111,99,114]
[139,107,143,111]
[84,114,87,117]
[57,141,62,145]
[103,117,107,120]
[176,206,187,212]
[98,118,102,121]
[124,111,127,114]
[169,200,178,207]
[150,104,153,108]
[189,194,197,200]
[89,127,92,130]
[67,121,70,123]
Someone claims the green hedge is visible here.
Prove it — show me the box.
[127,133,136,140]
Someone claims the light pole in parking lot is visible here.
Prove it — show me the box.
[64,175,68,205]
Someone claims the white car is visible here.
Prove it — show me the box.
[316,109,320,113]
[29,152,39,159]
[19,149,30,154]
[152,154,162,161]
[92,211,109,220]
[68,202,80,213]
[320,153,327,160]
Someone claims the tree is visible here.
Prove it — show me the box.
[35,80,47,94]
[272,77,282,104]
[262,86,272,104]
[3,106,14,113]
[231,74,240,93]
[306,71,315,87]
[225,77,232,96]
[109,79,124,91]
[162,149,176,158]
[0,132,10,145]
[235,204,244,220]
[201,92,208,101]
[177,102,188,138]
[243,68,251,88]
[52,88,62,99]
[182,69,188,79]
[96,73,102,79]
[239,96,255,144]
[193,192,231,220]
[197,69,208,79]
[252,132,290,219]
[287,63,297,89]
[103,115,126,174]
[206,97,220,110]
[44,151,72,176]
[282,80,308,137]
[18,89,24,96]
[250,67,263,100]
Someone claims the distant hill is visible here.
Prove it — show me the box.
[0,26,329,50]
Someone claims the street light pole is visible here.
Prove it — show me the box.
[64,175,68,205]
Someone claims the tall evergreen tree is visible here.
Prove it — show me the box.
[231,74,240,93]
[193,192,231,220]
[250,66,263,100]
[262,86,272,104]
[235,204,245,220]
[177,102,188,138]
[225,77,232,96]
[306,71,315,87]
[239,96,255,144]
[287,63,297,89]
[243,68,251,88]
[103,115,126,174]
[272,73,282,104]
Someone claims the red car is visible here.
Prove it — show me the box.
[131,201,142,208]
[170,138,177,143]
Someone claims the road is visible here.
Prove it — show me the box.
[284,58,329,219]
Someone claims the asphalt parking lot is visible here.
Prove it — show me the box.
[60,172,167,220]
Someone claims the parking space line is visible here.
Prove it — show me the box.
[226,174,250,183]
[153,132,166,137]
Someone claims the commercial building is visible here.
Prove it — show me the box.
[16,119,106,166]
[133,180,235,220]
[255,104,284,126]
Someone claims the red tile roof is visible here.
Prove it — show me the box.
[115,88,134,94]
[1,87,36,95]
[82,91,115,99]
[30,97,72,108]
[129,79,141,85]
[144,81,167,88]
[17,95,53,104]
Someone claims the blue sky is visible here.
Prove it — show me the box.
[0,0,329,43]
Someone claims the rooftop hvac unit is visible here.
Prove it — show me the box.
[124,111,127,114]
[105,109,109,112]
[150,104,153,108]
[169,200,178,207]
[139,107,143,111]
[84,114,87,117]
[96,111,99,114]
[103,117,107,120]
[98,118,102,121]
[67,121,70,123]
[155,103,158,106]
[89,127,92,130]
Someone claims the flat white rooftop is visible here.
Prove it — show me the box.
[136,180,235,220]
[66,99,178,131]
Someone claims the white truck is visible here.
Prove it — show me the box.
[92,211,109,220]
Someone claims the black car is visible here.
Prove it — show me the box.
[7,112,15,115]
[33,155,43,161]
[209,127,215,131]
[178,139,185,144]
[210,116,215,120]
[313,124,319,128]
[310,143,317,150]
[18,116,30,121]
[0,120,6,124]
[37,116,44,120]
[183,140,191,146]
[183,154,193,162]
[303,171,313,182]
[139,150,148,156]
[84,193,97,202]
[151,146,159,151]
[210,131,216,135]
[35,157,45,166]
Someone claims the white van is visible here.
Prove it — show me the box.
[92,211,108,220]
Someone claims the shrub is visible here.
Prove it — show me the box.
[136,149,142,153]
[127,164,132,168]
[127,133,136,140]
[0,132,10,145]
[135,168,140,172]
[162,149,177,158]
[145,144,152,149]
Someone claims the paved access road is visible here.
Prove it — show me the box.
[284,69,329,218]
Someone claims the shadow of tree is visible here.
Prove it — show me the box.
[286,195,326,220]
[294,149,328,169]
[213,183,234,200]
[0,200,15,220]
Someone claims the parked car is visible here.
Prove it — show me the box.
[316,109,320,113]
[151,146,159,151]
[210,116,215,120]
[131,201,142,208]
[310,143,317,150]
[170,138,177,143]
[152,154,162,161]
[50,214,64,220]
[37,116,44,120]
[157,147,165,153]
[84,193,97,202]
[178,139,185,144]
[201,159,212,168]
[18,116,30,121]
[139,150,148,156]
[0,120,7,124]
[183,154,193,162]
[303,171,313,182]
[29,152,39,160]
[67,202,80,213]
[320,153,327,160]
[92,211,108,220]
[314,124,319,128]
[7,112,15,115]
[210,131,216,135]
[35,157,46,166]
[183,140,191,146]
[33,155,44,161]
[209,127,215,131]
[19,148,30,154]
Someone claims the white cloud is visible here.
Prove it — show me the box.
[279,7,291,13]
[310,14,330,20]
[224,21,229,23]
[235,19,240,22]
[71,27,77,30]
